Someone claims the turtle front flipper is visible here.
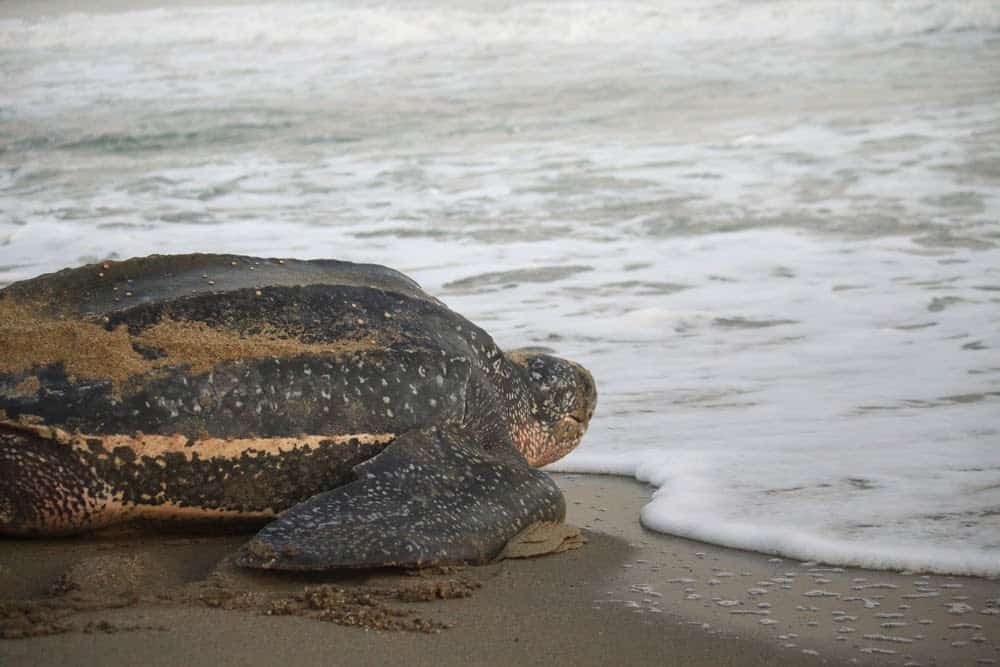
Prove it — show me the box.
[236,427,566,570]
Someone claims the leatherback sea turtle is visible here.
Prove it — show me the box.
[0,254,596,570]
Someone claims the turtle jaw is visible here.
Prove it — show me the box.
[500,349,599,466]
[544,360,597,465]
[512,414,588,468]
[533,415,589,468]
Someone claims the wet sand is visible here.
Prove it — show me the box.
[2,474,998,667]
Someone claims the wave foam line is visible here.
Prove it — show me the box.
[549,452,1000,578]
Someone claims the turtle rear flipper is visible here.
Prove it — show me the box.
[236,427,566,571]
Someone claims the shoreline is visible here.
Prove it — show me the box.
[559,474,1000,666]
[1,474,997,666]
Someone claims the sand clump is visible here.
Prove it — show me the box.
[395,579,479,602]
[0,553,162,639]
[1,549,481,640]
[261,583,470,633]
[185,575,481,634]
[0,595,150,640]
[0,600,76,640]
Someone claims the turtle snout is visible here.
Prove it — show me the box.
[570,362,597,426]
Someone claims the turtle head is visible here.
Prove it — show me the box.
[506,349,597,467]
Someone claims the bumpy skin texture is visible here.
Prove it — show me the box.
[239,427,564,570]
[0,254,596,569]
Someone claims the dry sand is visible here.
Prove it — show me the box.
[1,474,998,667]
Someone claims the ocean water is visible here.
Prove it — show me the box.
[1,0,999,576]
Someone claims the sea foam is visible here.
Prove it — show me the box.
[2,0,999,51]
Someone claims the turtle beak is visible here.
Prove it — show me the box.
[534,414,588,468]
